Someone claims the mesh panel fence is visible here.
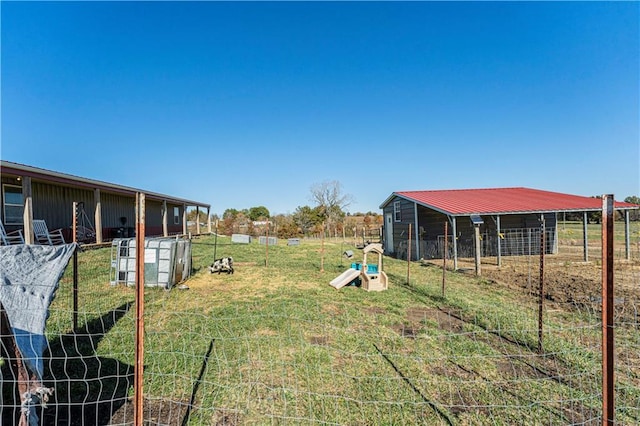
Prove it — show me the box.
[1,221,638,425]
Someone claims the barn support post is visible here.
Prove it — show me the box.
[182,204,188,236]
[196,207,201,235]
[451,216,458,270]
[583,211,589,262]
[553,215,559,254]
[134,193,146,426]
[624,210,630,261]
[601,194,615,425]
[162,201,168,237]
[413,203,420,261]
[22,176,34,245]
[495,215,502,267]
[207,207,212,234]
[473,224,481,276]
[94,188,103,244]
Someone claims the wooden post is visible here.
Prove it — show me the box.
[265,221,269,267]
[213,220,218,261]
[182,204,187,236]
[22,176,34,244]
[134,193,146,426]
[1,303,32,425]
[207,208,212,234]
[94,188,103,244]
[320,222,325,273]
[601,194,614,425]
[474,225,481,276]
[162,201,168,237]
[196,207,201,235]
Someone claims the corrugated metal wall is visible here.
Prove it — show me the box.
[30,182,186,238]
[383,196,560,261]
[32,182,94,230]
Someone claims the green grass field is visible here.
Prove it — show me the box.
[37,235,640,424]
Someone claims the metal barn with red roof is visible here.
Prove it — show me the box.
[379,187,638,267]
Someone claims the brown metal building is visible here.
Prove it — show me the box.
[1,160,211,244]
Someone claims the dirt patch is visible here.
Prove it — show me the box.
[452,253,640,323]
[108,398,242,425]
[390,306,468,338]
[308,335,330,346]
[365,306,386,316]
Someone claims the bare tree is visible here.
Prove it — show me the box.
[309,180,353,226]
[310,180,353,273]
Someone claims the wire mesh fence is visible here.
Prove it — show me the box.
[1,219,639,424]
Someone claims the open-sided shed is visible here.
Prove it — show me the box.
[380,187,638,268]
[1,160,211,244]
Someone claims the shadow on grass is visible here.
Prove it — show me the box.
[41,301,135,426]
[181,338,215,426]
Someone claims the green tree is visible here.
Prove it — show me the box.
[223,208,240,220]
[624,196,640,221]
[186,209,207,224]
[272,214,301,238]
[292,205,323,235]
[248,206,270,221]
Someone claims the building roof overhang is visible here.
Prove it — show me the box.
[380,187,638,216]
[1,160,210,209]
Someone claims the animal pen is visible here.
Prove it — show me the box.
[1,193,639,425]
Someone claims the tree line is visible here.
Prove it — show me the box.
[187,180,383,239]
[188,190,640,236]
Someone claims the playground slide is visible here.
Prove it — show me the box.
[329,268,361,289]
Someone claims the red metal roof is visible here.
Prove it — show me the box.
[387,187,638,216]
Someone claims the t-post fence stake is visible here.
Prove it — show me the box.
[538,215,545,354]
[601,194,614,425]
[407,223,412,284]
[442,221,447,297]
[134,192,146,426]
[72,202,78,332]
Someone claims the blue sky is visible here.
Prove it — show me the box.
[2,1,638,216]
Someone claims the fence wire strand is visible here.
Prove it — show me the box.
[1,221,638,425]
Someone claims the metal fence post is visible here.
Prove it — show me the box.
[538,215,545,354]
[407,223,412,284]
[602,194,614,425]
[134,193,146,425]
[442,221,447,297]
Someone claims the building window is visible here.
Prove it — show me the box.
[3,184,23,225]
[174,207,180,225]
[393,201,401,222]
